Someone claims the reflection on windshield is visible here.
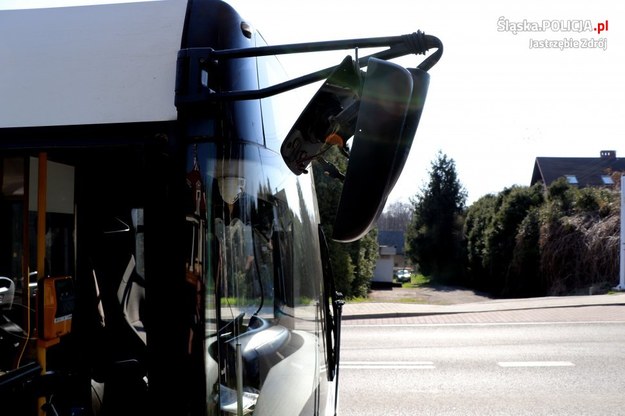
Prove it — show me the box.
[184,141,326,415]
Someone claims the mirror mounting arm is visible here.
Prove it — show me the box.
[207,31,438,61]
[175,31,442,106]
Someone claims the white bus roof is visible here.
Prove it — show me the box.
[0,1,188,128]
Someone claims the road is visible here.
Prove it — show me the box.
[338,319,625,415]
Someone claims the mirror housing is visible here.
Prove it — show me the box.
[333,59,429,242]
[281,56,430,243]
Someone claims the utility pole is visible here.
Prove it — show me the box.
[616,174,625,291]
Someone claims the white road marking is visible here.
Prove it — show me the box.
[498,361,575,368]
[343,321,625,328]
[341,361,435,370]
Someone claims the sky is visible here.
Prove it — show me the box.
[3,0,624,206]
[231,0,625,205]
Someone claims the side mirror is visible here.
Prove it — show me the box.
[333,59,429,242]
[281,56,430,243]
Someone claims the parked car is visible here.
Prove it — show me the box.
[395,269,412,282]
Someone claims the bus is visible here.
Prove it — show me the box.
[0,1,442,414]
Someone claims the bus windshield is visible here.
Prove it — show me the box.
[185,140,326,415]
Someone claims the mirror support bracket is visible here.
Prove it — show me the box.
[175,31,442,106]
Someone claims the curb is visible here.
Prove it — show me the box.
[341,293,625,320]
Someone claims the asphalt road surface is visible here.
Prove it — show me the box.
[338,318,625,415]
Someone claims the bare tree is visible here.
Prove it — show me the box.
[377,201,413,231]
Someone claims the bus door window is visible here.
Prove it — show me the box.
[0,157,27,372]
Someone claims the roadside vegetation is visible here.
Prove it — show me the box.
[400,273,430,288]
[315,148,622,300]
[463,177,621,297]
[313,147,377,299]
[402,152,622,298]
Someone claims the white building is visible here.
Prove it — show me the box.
[373,245,396,285]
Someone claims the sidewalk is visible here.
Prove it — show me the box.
[341,292,625,325]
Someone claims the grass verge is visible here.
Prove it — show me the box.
[401,274,431,288]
